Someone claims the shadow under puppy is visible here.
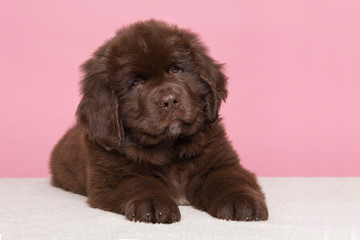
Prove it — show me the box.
[50,19,268,223]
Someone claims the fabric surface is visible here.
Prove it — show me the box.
[0,178,359,240]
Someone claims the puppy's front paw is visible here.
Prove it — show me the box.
[125,197,181,224]
[210,192,268,221]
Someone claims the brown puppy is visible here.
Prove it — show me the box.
[50,19,268,224]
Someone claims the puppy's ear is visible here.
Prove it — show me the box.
[76,44,124,151]
[192,42,228,122]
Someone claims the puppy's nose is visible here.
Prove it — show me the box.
[158,92,181,112]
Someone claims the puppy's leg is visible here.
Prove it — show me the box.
[87,176,180,224]
[190,166,268,221]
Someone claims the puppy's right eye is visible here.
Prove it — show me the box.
[131,78,144,87]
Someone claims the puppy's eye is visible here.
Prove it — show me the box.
[169,65,182,74]
[131,78,144,87]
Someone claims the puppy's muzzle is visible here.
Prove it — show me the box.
[158,92,181,112]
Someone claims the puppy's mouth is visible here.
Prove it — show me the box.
[163,109,202,138]
[167,118,183,139]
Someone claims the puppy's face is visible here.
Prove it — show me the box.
[77,20,228,150]
[109,27,210,145]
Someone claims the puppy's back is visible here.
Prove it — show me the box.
[50,125,87,195]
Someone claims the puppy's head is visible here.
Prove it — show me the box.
[76,20,228,151]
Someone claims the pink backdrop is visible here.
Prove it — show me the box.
[1,0,359,177]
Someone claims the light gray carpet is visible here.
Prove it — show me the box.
[0,178,359,240]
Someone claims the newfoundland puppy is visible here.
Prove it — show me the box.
[50,19,268,223]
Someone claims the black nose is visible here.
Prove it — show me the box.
[158,92,181,112]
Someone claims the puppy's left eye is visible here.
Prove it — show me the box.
[169,65,182,74]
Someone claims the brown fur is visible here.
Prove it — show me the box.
[50,19,268,224]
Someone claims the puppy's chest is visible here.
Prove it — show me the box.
[164,166,191,205]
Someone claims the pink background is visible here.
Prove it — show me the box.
[1,0,359,177]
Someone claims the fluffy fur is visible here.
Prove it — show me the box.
[50,20,268,224]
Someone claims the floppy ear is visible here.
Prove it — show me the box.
[192,42,228,122]
[76,44,124,151]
